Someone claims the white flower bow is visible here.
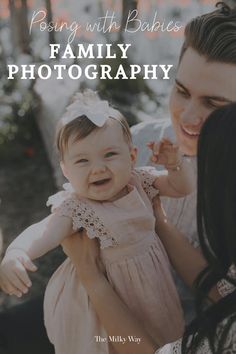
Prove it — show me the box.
[61,90,119,127]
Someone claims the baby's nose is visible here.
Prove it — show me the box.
[91,162,107,174]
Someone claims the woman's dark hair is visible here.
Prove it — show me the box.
[182,103,236,353]
[179,2,236,65]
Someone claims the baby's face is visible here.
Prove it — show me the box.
[61,121,137,202]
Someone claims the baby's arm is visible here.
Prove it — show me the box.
[0,214,73,297]
[7,213,73,259]
[148,138,195,197]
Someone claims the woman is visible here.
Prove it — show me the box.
[62,103,236,353]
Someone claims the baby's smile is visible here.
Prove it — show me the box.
[90,178,112,187]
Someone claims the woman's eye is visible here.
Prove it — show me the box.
[105,152,117,158]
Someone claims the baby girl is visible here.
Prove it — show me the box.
[0,90,194,354]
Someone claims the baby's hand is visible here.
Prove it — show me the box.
[0,249,37,297]
[147,138,181,170]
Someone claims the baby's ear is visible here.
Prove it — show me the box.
[60,161,68,179]
[130,146,138,167]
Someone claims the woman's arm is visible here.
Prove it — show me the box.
[62,232,159,354]
[153,197,220,301]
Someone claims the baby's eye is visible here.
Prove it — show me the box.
[76,158,88,164]
[105,151,118,158]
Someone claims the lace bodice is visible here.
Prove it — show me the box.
[47,167,159,249]
[156,316,236,353]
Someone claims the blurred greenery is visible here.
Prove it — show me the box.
[97,55,160,126]
[0,79,39,159]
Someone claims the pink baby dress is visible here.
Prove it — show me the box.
[44,167,184,354]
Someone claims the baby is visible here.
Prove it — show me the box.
[0,90,194,354]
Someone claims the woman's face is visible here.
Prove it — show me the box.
[169,48,236,156]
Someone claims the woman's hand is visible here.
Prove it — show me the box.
[61,229,105,285]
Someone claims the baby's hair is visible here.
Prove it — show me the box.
[56,113,132,161]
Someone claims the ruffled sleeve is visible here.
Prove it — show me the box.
[46,183,76,213]
[46,184,116,249]
[135,167,160,201]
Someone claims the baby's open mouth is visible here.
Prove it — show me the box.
[92,178,111,186]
